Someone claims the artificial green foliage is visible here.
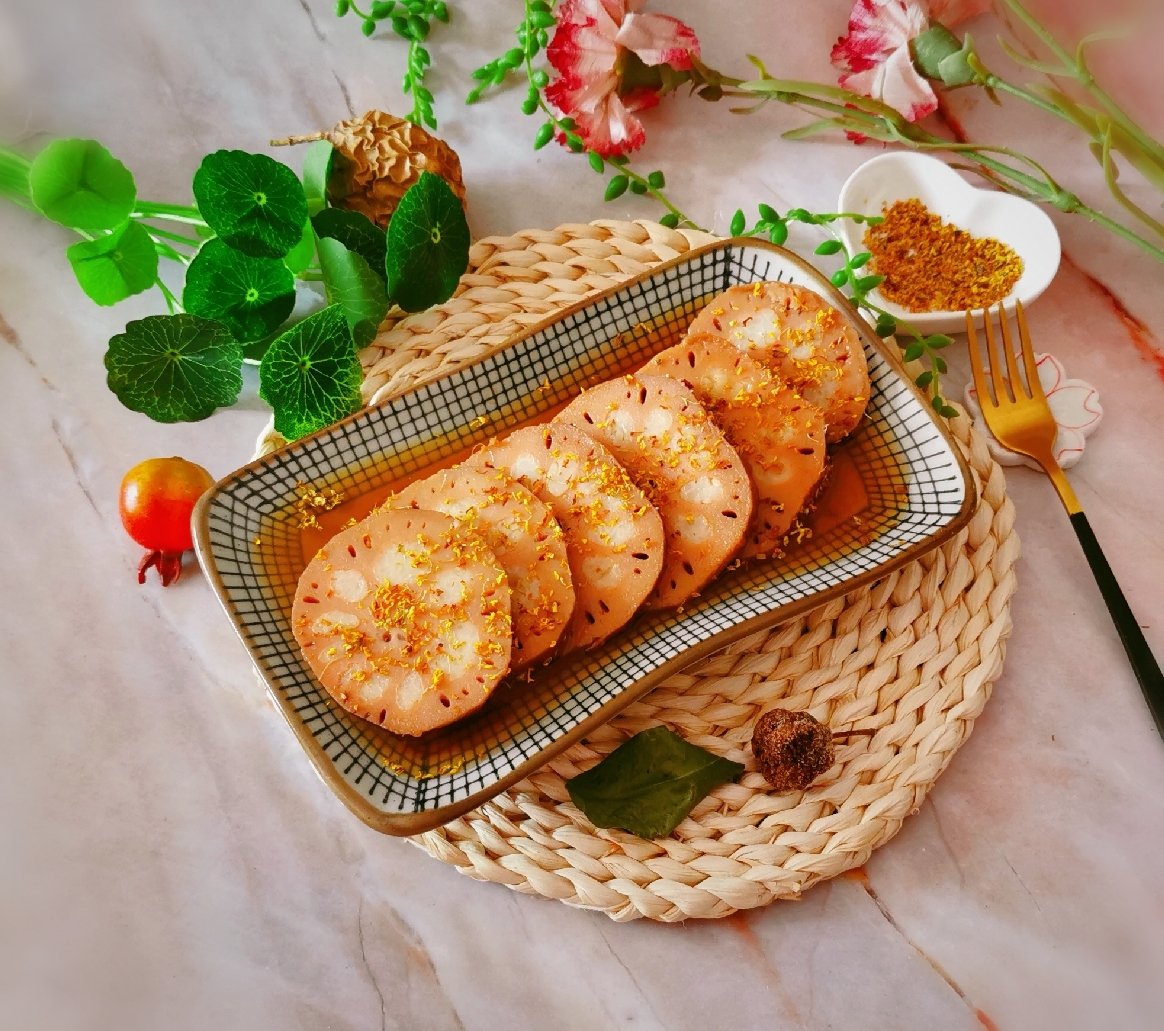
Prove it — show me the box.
[192,150,308,259]
[283,218,317,275]
[29,139,136,233]
[182,239,296,342]
[105,314,243,423]
[312,207,387,281]
[566,727,744,840]
[301,140,335,216]
[66,220,158,306]
[317,237,390,348]
[258,304,363,440]
[385,170,469,312]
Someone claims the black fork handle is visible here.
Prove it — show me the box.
[1070,512,1164,740]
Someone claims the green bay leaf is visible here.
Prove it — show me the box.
[105,314,243,423]
[258,303,362,440]
[192,150,308,259]
[385,170,469,313]
[183,238,296,342]
[317,237,389,348]
[66,220,158,306]
[566,727,744,840]
[30,138,136,233]
[312,207,387,282]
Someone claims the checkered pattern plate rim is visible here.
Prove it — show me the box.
[194,240,975,835]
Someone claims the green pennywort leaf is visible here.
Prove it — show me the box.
[29,138,136,233]
[301,140,335,216]
[66,220,158,306]
[105,314,243,423]
[312,207,387,282]
[182,238,296,342]
[192,150,308,259]
[566,727,744,840]
[317,237,390,348]
[385,171,470,313]
[258,304,363,440]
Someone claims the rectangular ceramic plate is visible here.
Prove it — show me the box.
[195,240,975,836]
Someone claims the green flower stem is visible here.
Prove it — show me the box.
[997,0,1164,169]
[730,75,1164,264]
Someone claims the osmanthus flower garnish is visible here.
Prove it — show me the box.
[544,0,700,156]
[0,117,471,440]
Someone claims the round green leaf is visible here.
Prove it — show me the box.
[66,220,158,306]
[312,207,387,281]
[258,304,362,440]
[192,150,308,259]
[317,237,390,349]
[105,314,243,423]
[385,171,470,314]
[182,239,296,342]
[29,139,136,233]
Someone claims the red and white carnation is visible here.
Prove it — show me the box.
[545,0,700,157]
[830,0,993,124]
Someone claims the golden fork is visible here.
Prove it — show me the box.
[967,302,1164,739]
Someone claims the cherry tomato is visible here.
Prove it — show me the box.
[119,457,215,585]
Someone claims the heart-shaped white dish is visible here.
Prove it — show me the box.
[836,152,1061,335]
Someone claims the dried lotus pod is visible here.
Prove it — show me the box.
[274,110,466,229]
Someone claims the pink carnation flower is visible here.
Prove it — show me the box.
[830,0,992,124]
[545,0,700,157]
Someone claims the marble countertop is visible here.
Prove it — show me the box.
[2,2,1163,1029]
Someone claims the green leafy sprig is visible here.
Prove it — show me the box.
[729,204,958,418]
[334,0,450,129]
[1,137,471,438]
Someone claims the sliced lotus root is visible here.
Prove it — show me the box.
[292,509,512,737]
[388,465,574,669]
[470,424,663,652]
[641,334,827,560]
[556,373,753,608]
[686,281,870,442]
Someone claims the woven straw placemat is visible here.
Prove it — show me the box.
[254,219,1018,922]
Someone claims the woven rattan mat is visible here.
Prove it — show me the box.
[254,219,1018,922]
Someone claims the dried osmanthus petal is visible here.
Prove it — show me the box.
[274,110,466,229]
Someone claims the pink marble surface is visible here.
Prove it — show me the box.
[1,2,1163,1029]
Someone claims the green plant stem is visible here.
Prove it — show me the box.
[155,278,181,314]
[152,240,190,266]
[998,0,1164,169]
[732,75,1164,263]
[140,222,200,248]
[133,201,207,226]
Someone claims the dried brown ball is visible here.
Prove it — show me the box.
[324,110,466,228]
[751,709,834,791]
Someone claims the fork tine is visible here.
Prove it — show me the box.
[1015,300,1046,403]
[965,310,993,409]
[981,305,1011,405]
[998,303,1027,399]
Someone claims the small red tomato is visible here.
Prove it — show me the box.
[119,457,215,586]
